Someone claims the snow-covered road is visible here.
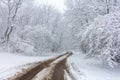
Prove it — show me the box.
[0,52,73,80]
[0,52,120,80]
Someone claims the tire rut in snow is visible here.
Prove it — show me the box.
[10,52,72,80]
[51,52,73,80]
[51,59,67,80]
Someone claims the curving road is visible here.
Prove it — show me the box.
[8,51,73,80]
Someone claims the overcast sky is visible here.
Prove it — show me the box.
[35,0,65,12]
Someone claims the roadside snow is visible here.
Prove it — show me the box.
[0,52,54,79]
[69,52,120,80]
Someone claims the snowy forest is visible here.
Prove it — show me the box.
[0,0,120,69]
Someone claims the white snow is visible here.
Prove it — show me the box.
[0,52,54,79]
[80,11,120,67]
[0,51,120,80]
[69,52,120,80]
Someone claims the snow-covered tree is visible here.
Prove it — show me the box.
[0,0,64,54]
[80,11,120,67]
[30,26,54,53]
[64,0,98,49]
[16,3,63,54]
[1,0,23,43]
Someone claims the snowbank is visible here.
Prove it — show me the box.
[0,52,53,78]
[69,52,120,80]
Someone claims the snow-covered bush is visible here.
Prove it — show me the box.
[11,41,35,55]
[30,25,54,53]
[5,33,35,56]
[80,11,120,67]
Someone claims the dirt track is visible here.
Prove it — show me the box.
[51,59,66,80]
[8,51,73,80]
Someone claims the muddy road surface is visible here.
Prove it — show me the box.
[8,51,73,80]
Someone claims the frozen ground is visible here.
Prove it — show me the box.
[0,52,53,70]
[69,52,120,80]
[0,52,120,80]
[0,52,54,79]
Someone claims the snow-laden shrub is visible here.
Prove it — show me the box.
[7,35,35,56]
[11,41,35,55]
[30,25,54,53]
[80,11,120,67]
